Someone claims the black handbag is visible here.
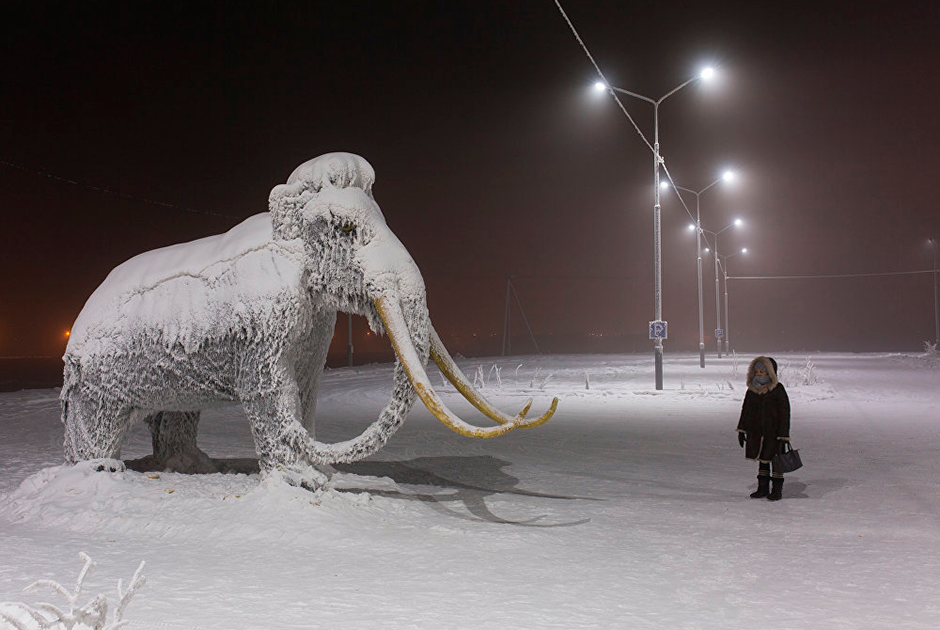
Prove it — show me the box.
[772,442,803,474]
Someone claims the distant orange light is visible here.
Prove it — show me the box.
[65,330,70,338]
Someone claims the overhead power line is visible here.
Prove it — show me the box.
[0,159,241,220]
[551,3,707,243]
[553,0,654,154]
[731,270,935,280]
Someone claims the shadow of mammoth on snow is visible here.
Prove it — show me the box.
[335,455,601,528]
[120,452,599,527]
[124,455,260,475]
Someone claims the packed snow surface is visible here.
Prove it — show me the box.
[1,352,939,629]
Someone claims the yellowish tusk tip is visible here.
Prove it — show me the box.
[518,398,533,419]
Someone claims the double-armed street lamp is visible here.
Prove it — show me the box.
[663,171,734,368]
[593,67,716,389]
[702,218,743,357]
[718,248,747,354]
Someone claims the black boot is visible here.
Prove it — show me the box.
[768,477,783,501]
[750,475,770,498]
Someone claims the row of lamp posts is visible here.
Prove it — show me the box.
[591,66,937,387]
[594,68,721,389]
[668,174,739,367]
[594,68,748,387]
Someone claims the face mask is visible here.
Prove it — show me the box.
[753,374,770,386]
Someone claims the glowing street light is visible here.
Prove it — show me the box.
[594,66,719,389]
[666,170,736,367]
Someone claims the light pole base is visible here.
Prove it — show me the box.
[699,344,705,368]
[655,346,663,390]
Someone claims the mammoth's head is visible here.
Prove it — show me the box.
[268,153,556,448]
[269,152,424,335]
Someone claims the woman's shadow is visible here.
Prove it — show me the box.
[334,455,598,528]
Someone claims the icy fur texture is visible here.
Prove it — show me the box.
[62,153,430,488]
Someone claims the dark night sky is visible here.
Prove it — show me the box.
[2,0,939,362]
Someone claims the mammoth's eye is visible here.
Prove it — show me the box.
[341,222,355,234]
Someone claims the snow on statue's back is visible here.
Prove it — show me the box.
[68,214,303,357]
[61,152,557,491]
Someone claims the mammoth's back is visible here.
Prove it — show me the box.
[67,213,305,358]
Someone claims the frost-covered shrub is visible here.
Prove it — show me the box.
[0,552,145,630]
[489,365,502,388]
[473,365,486,389]
[778,356,821,387]
[922,341,939,369]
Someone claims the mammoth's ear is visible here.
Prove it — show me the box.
[268,181,311,240]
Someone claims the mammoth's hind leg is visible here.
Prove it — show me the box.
[62,387,133,465]
[143,411,216,473]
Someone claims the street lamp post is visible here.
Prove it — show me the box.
[703,218,742,358]
[719,248,747,354]
[672,171,734,368]
[930,238,939,345]
[347,313,354,366]
[597,67,715,389]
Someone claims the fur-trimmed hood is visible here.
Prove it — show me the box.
[747,355,779,394]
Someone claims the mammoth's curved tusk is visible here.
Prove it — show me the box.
[375,297,549,438]
[429,326,557,428]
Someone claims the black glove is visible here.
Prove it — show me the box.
[738,432,745,447]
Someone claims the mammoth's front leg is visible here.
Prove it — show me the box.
[144,411,216,474]
[241,377,332,490]
[62,385,134,465]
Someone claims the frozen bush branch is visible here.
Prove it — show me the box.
[488,364,502,388]
[1,552,146,630]
[778,357,821,387]
[529,367,541,389]
[473,365,485,390]
[923,341,939,369]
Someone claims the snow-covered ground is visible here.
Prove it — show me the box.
[1,352,939,629]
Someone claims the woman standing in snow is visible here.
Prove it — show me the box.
[736,356,790,501]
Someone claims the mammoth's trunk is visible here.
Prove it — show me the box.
[290,294,428,465]
[287,288,557,467]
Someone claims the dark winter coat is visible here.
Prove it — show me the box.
[736,356,790,463]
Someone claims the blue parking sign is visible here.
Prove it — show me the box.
[715,328,724,339]
[649,320,668,339]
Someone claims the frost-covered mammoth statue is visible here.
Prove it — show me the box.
[62,152,557,487]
